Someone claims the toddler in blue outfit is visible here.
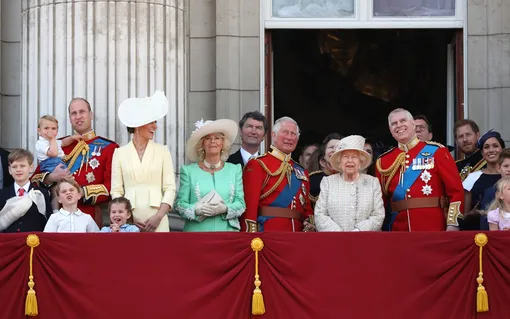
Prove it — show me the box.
[101,197,140,232]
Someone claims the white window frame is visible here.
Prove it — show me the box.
[264,0,464,29]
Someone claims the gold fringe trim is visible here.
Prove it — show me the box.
[251,238,265,315]
[25,234,40,316]
[474,233,489,312]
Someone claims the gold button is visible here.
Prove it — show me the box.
[405,165,409,169]
[405,160,409,164]
[407,195,411,198]
[406,154,410,158]
[406,189,410,192]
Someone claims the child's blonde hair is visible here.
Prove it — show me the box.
[38,115,59,128]
[487,177,510,215]
[55,178,82,195]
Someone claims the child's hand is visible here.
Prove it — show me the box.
[46,130,57,140]
[111,223,120,232]
[71,134,83,142]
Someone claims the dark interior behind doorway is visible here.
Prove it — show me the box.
[272,29,456,152]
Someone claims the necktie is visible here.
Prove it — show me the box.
[18,188,25,197]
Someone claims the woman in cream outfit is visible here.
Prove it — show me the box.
[111,91,176,232]
[315,135,384,231]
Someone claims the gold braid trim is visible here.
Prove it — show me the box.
[63,141,89,169]
[83,184,108,205]
[257,159,293,200]
[376,153,406,195]
[473,159,487,172]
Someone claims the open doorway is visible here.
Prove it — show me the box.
[270,29,460,154]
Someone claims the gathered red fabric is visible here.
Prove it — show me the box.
[0,232,509,319]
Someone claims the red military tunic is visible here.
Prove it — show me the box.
[375,137,464,231]
[241,146,313,232]
[32,131,118,219]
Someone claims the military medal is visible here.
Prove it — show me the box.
[420,170,432,183]
[422,185,432,196]
[96,147,102,156]
[301,183,307,196]
[89,158,100,170]
[299,194,305,207]
[86,172,96,183]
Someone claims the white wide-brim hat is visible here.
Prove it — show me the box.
[329,135,372,172]
[118,91,169,128]
[185,119,238,162]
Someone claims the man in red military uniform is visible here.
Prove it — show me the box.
[32,98,118,227]
[376,108,464,231]
[241,117,313,232]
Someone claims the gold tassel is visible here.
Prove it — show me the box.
[474,233,489,312]
[251,238,265,315]
[25,234,40,316]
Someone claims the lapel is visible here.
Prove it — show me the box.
[7,183,16,198]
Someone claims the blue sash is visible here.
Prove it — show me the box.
[67,138,112,174]
[257,163,302,231]
[383,144,438,231]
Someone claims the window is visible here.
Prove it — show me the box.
[272,0,355,18]
[373,0,455,17]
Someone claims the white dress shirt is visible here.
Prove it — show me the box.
[14,181,30,197]
[44,208,99,233]
[240,147,259,165]
[35,136,65,162]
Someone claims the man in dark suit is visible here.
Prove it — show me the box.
[0,149,52,232]
[0,147,14,189]
[227,111,268,168]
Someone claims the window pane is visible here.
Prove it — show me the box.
[373,0,455,16]
[273,0,354,18]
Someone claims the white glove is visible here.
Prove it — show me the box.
[195,203,206,216]
[202,202,228,217]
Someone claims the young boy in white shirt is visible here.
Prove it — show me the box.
[36,115,81,211]
[44,178,99,233]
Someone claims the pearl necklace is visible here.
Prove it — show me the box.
[204,160,221,169]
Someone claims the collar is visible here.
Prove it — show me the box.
[80,130,96,142]
[269,146,292,162]
[120,224,131,229]
[240,147,259,164]
[58,208,83,216]
[14,181,30,195]
[38,136,49,141]
[398,136,420,152]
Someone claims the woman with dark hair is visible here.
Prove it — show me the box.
[463,130,506,215]
[111,91,176,232]
[361,138,376,176]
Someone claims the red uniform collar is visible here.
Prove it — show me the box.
[398,136,420,152]
[269,146,292,162]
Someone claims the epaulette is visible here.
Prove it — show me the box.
[455,158,464,163]
[425,141,444,148]
[309,170,323,177]
[293,161,305,170]
[254,153,268,159]
[377,147,395,159]
[90,136,118,146]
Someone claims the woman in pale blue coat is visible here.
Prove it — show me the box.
[175,119,245,231]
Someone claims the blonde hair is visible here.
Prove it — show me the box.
[38,115,59,128]
[195,133,232,162]
[55,178,82,196]
[487,177,510,215]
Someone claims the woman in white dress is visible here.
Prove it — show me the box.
[315,135,384,231]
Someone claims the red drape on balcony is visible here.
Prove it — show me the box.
[0,232,508,319]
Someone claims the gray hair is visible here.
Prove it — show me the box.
[272,116,300,136]
[195,133,232,162]
[388,108,413,127]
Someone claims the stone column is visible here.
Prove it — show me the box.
[1,0,22,148]
[467,0,510,143]
[21,0,187,167]
[187,0,260,147]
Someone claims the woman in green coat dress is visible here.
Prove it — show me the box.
[175,119,245,231]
